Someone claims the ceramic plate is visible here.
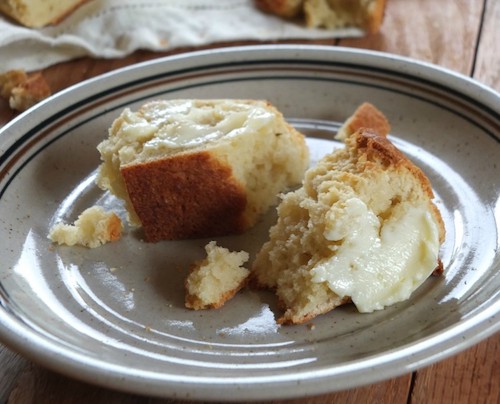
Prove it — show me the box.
[0,45,498,401]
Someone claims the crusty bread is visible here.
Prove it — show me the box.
[0,70,51,112]
[8,73,51,111]
[335,101,390,141]
[252,103,445,325]
[0,70,27,99]
[96,99,309,242]
[185,241,250,310]
[256,0,387,33]
[0,0,88,27]
[304,0,387,32]
[256,0,304,18]
[48,206,123,248]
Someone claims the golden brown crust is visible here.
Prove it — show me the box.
[365,0,387,34]
[353,129,446,244]
[339,101,391,139]
[432,259,444,276]
[256,0,387,33]
[255,0,304,18]
[106,213,123,242]
[277,296,351,325]
[354,129,406,167]
[121,151,248,242]
[185,272,249,310]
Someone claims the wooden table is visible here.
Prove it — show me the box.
[1,0,499,402]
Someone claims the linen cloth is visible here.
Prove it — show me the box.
[0,0,362,72]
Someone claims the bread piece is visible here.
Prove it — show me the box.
[8,73,51,111]
[335,101,390,141]
[255,0,387,33]
[185,241,250,310]
[0,70,51,112]
[255,0,304,18]
[96,99,309,242]
[304,0,387,32]
[48,206,123,248]
[252,103,445,324]
[0,0,88,27]
[0,70,28,99]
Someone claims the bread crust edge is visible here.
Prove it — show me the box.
[121,151,248,242]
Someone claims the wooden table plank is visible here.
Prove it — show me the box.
[338,0,484,75]
[474,0,500,92]
[0,347,28,404]
[410,333,499,404]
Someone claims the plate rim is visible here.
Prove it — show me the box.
[0,44,499,401]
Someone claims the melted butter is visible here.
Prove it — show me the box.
[117,109,157,142]
[119,100,275,152]
[311,198,440,312]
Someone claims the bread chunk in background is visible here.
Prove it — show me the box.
[0,0,89,27]
[96,99,309,242]
[252,103,445,325]
[185,241,250,310]
[256,0,387,33]
[0,69,51,112]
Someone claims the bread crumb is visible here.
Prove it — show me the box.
[48,206,123,248]
[0,70,51,111]
[185,241,250,310]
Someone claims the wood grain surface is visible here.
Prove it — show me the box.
[0,0,498,403]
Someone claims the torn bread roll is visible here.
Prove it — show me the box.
[96,99,309,242]
[252,103,445,324]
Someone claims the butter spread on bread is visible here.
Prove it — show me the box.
[252,103,445,324]
[96,99,309,242]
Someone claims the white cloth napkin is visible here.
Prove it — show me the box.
[0,0,363,72]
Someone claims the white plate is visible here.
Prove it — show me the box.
[0,45,499,401]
